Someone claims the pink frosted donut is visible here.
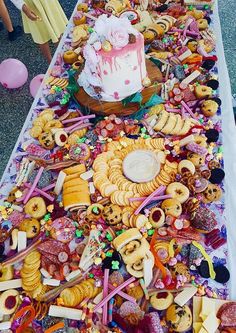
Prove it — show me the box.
[50,217,76,243]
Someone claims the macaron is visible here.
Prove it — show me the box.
[214,264,230,284]
[206,79,219,90]
[205,128,219,143]
[202,59,215,70]
[209,168,225,184]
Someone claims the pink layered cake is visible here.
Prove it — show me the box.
[78,14,147,102]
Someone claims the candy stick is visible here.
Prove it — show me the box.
[108,298,114,322]
[64,121,83,133]
[42,183,56,191]
[45,322,65,333]
[108,284,136,303]
[165,107,181,113]
[139,279,149,300]
[94,277,135,312]
[84,12,97,20]
[24,183,54,201]
[69,122,92,134]
[62,114,95,124]
[181,100,198,120]
[23,166,44,204]
[134,186,166,215]
[129,194,172,203]
[102,269,109,325]
[183,18,193,38]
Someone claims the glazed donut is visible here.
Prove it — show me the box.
[194,135,207,148]
[0,266,14,282]
[178,159,196,175]
[150,291,174,310]
[197,18,208,30]
[77,3,88,12]
[166,182,190,204]
[149,207,165,228]
[143,30,155,44]
[73,14,86,26]
[63,50,78,64]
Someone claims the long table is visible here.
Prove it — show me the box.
[0,0,236,330]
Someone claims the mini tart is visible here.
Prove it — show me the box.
[149,207,165,228]
[150,291,174,310]
[0,289,19,315]
[63,50,78,64]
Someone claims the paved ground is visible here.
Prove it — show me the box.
[0,0,235,177]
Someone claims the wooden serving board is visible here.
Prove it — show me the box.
[74,60,163,116]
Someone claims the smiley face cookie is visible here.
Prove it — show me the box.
[38,131,55,150]
[161,198,182,217]
[202,184,222,203]
[19,218,41,239]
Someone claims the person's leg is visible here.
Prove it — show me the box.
[39,42,52,64]
[0,0,23,40]
[0,0,13,32]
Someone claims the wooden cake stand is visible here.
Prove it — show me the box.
[74,60,163,116]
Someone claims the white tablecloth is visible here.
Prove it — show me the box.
[214,1,236,299]
[1,0,236,299]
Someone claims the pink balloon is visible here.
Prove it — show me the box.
[29,74,45,98]
[0,58,28,89]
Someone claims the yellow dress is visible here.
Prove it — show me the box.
[22,0,68,44]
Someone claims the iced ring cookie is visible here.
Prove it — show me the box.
[150,291,174,310]
[149,207,165,228]
[50,217,76,243]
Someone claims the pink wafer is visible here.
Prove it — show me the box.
[102,269,109,325]
[94,277,135,312]
[108,284,136,303]
[181,101,198,120]
[129,194,172,203]
[24,183,54,201]
[134,186,166,215]
[62,114,95,124]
